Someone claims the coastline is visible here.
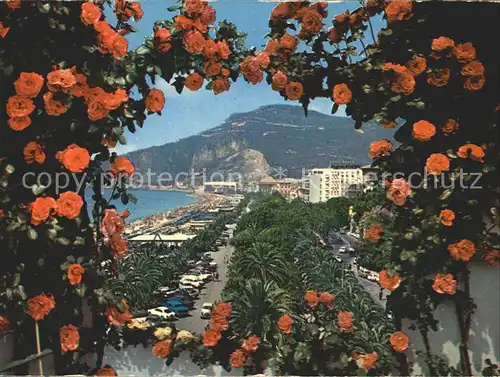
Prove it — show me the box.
[124,191,230,237]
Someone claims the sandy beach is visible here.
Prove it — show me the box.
[124,191,232,237]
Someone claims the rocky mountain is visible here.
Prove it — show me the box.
[128,104,394,182]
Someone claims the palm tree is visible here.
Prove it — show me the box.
[234,242,290,286]
[233,221,262,247]
[228,278,293,340]
[110,250,163,312]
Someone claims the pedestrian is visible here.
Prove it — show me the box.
[215,271,219,280]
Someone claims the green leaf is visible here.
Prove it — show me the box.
[126,73,137,84]
[112,126,124,136]
[75,285,87,297]
[37,2,51,13]
[400,250,413,261]
[115,77,126,86]
[128,193,138,204]
[5,165,15,174]
[136,45,150,55]
[27,228,38,240]
[415,101,425,109]
[58,237,70,246]
[446,149,457,158]
[440,189,453,200]
[331,103,339,114]
[88,124,99,133]
[323,334,340,347]
[167,5,181,12]
[378,28,393,37]
[46,228,58,239]
[121,192,129,205]
[31,184,46,196]
[74,237,85,247]
[118,134,127,145]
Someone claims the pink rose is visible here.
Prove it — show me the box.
[387,178,411,206]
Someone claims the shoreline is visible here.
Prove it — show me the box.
[124,191,230,237]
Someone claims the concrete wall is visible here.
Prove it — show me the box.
[403,262,500,375]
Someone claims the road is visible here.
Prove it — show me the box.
[175,233,235,334]
[328,231,388,308]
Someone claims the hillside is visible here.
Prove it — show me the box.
[128,104,394,181]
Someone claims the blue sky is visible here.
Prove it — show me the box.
[115,1,384,153]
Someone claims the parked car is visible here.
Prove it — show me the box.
[180,280,202,289]
[168,294,195,308]
[165,297,194,310]
[165,301,190,317]
[180,287,199,298]
[348,247,356,255]
[339,246,348,254]
[200,303,212,319]
[156,287,179,297]
[181,274,203,281]
[368,271,379,282]
[180,276,204,287]
[334,255,342,263]
[147,306,176,320]
[195,273,212,282]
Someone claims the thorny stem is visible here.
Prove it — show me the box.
[359,37,370,57]
[356,0,377,44]
[367,17,377,45]
[420,327,438,376]
[455,265,473,376]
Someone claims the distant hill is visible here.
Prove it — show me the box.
[128,104,394,181]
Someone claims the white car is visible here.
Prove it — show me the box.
[157,287,178,295]
[197,273,212,282]
[200,303,212,319]
[181,274,204,282]
[148,306,176,320]
[179,282,195,290]
[180,279,202,288]
[339,246,348,254]
[368,271,379,282]
[334,255,342,263]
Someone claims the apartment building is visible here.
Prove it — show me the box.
[308,166,364,203]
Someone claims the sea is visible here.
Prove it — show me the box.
[84,188,199,222]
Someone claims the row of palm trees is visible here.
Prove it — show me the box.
[111,201,246,313]
[221,196,396,374]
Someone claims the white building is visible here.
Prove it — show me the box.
[308,166,364,203]
[203,181,238,195]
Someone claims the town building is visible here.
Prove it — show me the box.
[258,176,278,194]
[203,181,238,195]
[307,164,364,203]
[258,177,304,199]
